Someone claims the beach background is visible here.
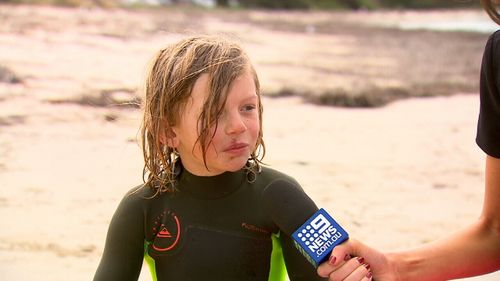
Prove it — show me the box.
[1,3,500,280]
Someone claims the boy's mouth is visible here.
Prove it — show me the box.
[224,143,248,153]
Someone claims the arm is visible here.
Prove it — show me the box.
[318,155,500,281]
[385,155,500,281]
[93,193,146,281]
[263,176,328,280]
[280,232,328,281]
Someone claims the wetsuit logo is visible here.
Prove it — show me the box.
[151,210,181,252]
[241,222,270,234]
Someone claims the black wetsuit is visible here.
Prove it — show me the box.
[93,165,326,281]
[477,30,500,158]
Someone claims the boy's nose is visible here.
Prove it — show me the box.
[225,113,246,134]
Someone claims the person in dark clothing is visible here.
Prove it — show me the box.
[316,1,500,280]
[93,35,329,281]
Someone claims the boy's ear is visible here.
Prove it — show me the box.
[160,128,179,148]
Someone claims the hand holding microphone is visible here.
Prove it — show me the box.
[317,239,378,281]
[261,179,374,280]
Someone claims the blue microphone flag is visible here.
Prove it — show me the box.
[291,208,349,267]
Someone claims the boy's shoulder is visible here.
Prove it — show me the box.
[492,29,500,39]
[487,30,500,52]
[117,183,170,209]
[257,165,302,190]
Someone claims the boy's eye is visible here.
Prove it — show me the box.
[241,104,257,112]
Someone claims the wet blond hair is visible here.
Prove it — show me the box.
[481,0,500,24]
[140,35,265,193]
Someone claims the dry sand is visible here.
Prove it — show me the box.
[0,4,499,281]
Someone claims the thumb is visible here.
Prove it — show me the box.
[330,238,360,266]
[317,238,358,277]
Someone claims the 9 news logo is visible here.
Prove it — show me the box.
[292,208,349,267]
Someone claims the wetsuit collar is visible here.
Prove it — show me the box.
[177,167,246,199]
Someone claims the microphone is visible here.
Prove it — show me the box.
[262,179,349,267]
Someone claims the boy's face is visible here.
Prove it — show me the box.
[171,71,260,176]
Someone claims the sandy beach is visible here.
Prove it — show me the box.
[0,4,499,281]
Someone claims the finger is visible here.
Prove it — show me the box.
[326,257,366,281]
[361,273,373,281]
[363,271,373,281]
[329,240,354,266]
[317,253,351,277]
[343,260,371,281]
[317,239,355,277]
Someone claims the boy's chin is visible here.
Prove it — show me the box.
[226,160,250,172]
[227,164,246,172]
[206,156,251,174]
